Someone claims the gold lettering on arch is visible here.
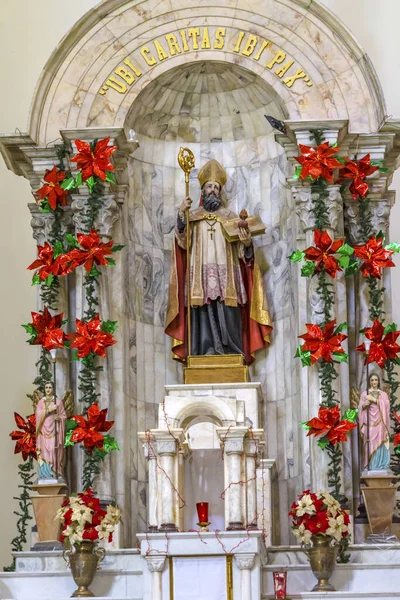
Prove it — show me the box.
[98,25,314,97]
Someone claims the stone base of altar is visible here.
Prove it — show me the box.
[3,541,400,599]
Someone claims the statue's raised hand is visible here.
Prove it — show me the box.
[179,196,192,219]
[238,226,252,247]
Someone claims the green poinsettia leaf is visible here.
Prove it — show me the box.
[376,230,385,242]
[106,257,116,266]
[379,167,389,173]
[60,177,76,191]
[101,320,118,334]
[386,242,400,253]
[53,241,64,258]
[331,142,338,148]
[338,255,350,269]
[71,349,79,362]
[65,233,80,249]
[336,243,354,256]
[288,250,304,263]
[301,261,316,277]
[75,171,83,187]
[336,156,345,164]
[317,436,330,450]
[300,421,311,431]
[82,352,96,368]
[345,258,359,276]
[112,244,125,253]
[343,408,358,423]
[392,357,400,366]
[64,430,75,447]
[86,176,96,193]
[103,435,119,454]
[31,273,41,286]
[39,199,52,213]
[293,165,302,180]
[94,447,107,460]
[384,323,398,334]
[333,322,347,335]
[394,445,400,456]
[22,323,36,335]
[294,346,312,367]
[66,419,78,431]
[89,265,101,278]
[45,274,54,287]
[105,171,116,184]
[332,351,348,363]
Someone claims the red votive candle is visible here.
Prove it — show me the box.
[196,502,209,523]
[273,571,287,599]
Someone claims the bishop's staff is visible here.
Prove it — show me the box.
[178,147,195,358]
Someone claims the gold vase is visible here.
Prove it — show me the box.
[63,541,105,598]
[304,534,338,592]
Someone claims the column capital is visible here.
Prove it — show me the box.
[244,430,264,456]
[70,191,123,237]
[344,197,393,244]
[217,426,249,454]
[145,555,166,573]
[294,183,342,235]
[140,429,185,456]
[234,553,256,570]
[28,203,72,245]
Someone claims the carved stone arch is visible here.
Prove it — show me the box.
[28,0,386,146]
[171,398,237,430]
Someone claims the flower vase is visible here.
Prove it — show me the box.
[304,534,338,592]
[63,541,105,598]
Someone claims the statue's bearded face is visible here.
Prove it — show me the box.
[202,180,221,212]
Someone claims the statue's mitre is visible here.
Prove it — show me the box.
[197,159,227,188]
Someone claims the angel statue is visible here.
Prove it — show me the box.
[351,373,391,472]
[33,383,74,480]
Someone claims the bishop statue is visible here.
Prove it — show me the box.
[165,159,272,364]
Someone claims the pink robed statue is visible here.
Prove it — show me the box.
[35,382,67,479]
[358,373,391,472]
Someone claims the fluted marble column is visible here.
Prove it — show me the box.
[217,427,248,530]
[235,554,256,600]
[145,556,166,600]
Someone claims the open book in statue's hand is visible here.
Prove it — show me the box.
[220,211,266,242]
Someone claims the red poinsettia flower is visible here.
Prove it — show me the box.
[299,320,347,363]
[78,488,102,512]
[70,137,117,181]
[394,433,400,447]
[82,526,99,541]
[25,306,67,351]
[70,403,115,451]
[341,154,378,199]
[353,236,395,279]
[303,511,330,535]
[306,406,357,445]
[27,243,57,280]
[356,318,400,368]
[304,229,344,278]
[295,142,342,183]
[69,315,116,358]
[36,166,69,210]
[68,230,114,273]
[10,413,37,460]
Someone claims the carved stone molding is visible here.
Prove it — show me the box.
[234,553,256,570]
[29,203,72,245]
[146,555,166,573]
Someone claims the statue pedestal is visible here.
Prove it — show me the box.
[184,354,248,384]
[361,474,398,536]
[30,483,67,549]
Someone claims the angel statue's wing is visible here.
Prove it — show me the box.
[350,387,360,410]
[62,390,75,418]
[31,389,42,411]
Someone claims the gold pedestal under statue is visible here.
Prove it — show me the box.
[184,354,248,384]
[361,474,398,538]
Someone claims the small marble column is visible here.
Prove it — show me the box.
[235,554,256,600]
[146,444,158,532]
[244,432,264,530]
[218,427,248,530]
[145,556,166,600]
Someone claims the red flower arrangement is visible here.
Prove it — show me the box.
[289,489,350,544]
[36,166,69,210]
[23,307,68,351]
[68,315,117,359]
[353,235,395,279]
[302,405,357,448]
[56,488,120,545]
[303,230,344,278]
[295,142,342,183]
[71,137,117,182]
[65,403,118,456]
[296,320,348,366]
[340,154,378,199]
[356,318,400,368]
[27,241,76,285]
[67,230,115,274]
[9,413,37,461]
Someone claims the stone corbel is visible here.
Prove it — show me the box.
[145,555,167,600]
